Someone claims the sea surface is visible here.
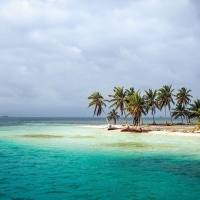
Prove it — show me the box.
[0,117,200,200]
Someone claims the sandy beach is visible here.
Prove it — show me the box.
[83,124,200,137]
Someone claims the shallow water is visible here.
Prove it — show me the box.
[0,118,200,199]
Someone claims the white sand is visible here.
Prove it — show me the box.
[149,130,200,137]
[82,125,123,129]
[81,124,200,137]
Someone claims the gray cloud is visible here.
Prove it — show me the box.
[0,0,199,117]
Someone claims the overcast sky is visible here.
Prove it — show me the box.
[0,0,199,117]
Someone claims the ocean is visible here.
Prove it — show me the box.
[0,117,200,200]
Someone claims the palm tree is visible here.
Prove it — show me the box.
[107,109,120,125]
[125,87,135,97]
[189,99,200,119]
[171,104,187,124]
[176,87,193,123]
[88,92,109,125]
[191,108,200,121]
[108,87,128,125]
[144,89,158,124]
[126,92,147,126]
[125,87,136,122]
[192,108,200,132]
[156,85,175,124]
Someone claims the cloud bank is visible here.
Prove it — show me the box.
[0,0,199,117]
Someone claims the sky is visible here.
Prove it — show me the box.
[0,0,200,117]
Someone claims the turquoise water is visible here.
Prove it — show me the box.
[0,118,200,199]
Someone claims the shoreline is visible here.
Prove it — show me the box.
[82,124,200,137]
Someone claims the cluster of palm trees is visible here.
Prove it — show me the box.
[88,86,200,126]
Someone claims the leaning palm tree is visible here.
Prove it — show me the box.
[156,85,175,124]
[107,109,120,125]
[144,89,158,124]
[126,92,147,126]
[176,87,193,123]
[190,108,200,121]
[108,87,128,125]
[193,122,200,132]
[88,92,109,125]
[192,108,200,132]
[171,104,187,124]
[189,99,200,119]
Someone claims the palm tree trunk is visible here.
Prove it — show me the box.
[102,108,109,125]
[181,115,183,124]
[152,109,155,124]
[124,110,128,126]
[170,110,173,125]
[164,105,167,124]
[139,113,141,127]
[153,116,155,124]
[114,117,116,125]
[185,105,189,124]
[141,115,143,125]
[186,117,188,124]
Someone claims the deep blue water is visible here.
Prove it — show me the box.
[0,117,200,200]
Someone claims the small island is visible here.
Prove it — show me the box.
[87,85,200,135]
